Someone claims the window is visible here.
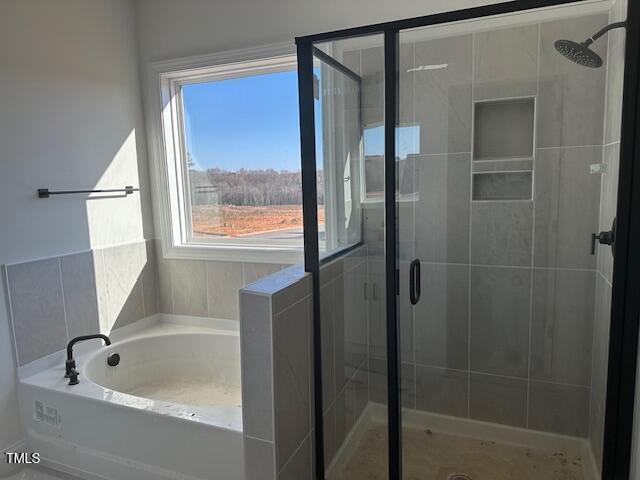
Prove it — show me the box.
[362,124,420,202]
[182,71,302,242]
[154,48,306,263]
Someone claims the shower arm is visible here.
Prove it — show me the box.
[584,21,626,46]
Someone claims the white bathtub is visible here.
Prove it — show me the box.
[18,316,244,480]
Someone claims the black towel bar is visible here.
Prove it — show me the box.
[37,186,139,198]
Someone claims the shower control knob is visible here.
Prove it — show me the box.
[591,218,616,256]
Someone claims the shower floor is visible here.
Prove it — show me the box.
[333,422,584,480]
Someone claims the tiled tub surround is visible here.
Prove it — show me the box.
[339,9,620,471]
[4,237,292,369]
[155,243,292,320]
[239,265,315,480]
[5,240,158,367]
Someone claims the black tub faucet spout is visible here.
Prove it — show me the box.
[65,334,111,385]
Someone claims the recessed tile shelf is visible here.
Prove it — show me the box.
[473,171,533,201]
[473,158,533,173]
[473,98,535,161]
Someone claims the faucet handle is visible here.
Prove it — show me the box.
[65,359,76,378]
[68,369,79,386]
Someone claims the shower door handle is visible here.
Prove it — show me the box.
[591,217,616,257]
[409,259,421,306]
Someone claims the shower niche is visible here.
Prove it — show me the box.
[472,97,535,201]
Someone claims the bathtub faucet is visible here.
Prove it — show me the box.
[65,334,112,385]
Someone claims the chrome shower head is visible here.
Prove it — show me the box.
[554,39,603,68]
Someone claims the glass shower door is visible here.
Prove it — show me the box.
[396,3,627,478]
[308,35,389,480]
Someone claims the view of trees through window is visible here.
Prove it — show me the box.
[182,69,321,242]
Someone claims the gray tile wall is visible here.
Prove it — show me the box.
[5,240,158,366]
[357,13,612,440]
[317,246,369,471]
[155,241,288,321]
[239,266,314,480]
[590,0,627,469]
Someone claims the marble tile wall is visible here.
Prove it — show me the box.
[347,11,615,440]
[239,265,314,480]
[5,240,158,366]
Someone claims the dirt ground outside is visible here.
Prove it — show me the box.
[191,204,325,237]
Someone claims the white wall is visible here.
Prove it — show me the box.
[134,0,517,254]
[135,0,515,63]
[0,0,151,474]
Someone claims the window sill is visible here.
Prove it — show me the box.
[362,193,419,205]
[162,243,305,264]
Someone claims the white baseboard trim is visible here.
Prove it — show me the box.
[328,402,599,480]
[0,439,26,478]
[27,430,204,480]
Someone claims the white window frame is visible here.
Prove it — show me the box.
[148,42,305,263]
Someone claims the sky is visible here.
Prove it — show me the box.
[181,68,420,173]
[182,70,302,172]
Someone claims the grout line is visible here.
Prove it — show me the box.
[323,356,369,416]
[332,278,338,419]
[411,39,417,412]
[471,199,533,204]
[588,269,601,441]
[100,249,111,330]
[273,292,312,318]
[411,361,591,390]
[169,256,175,315]
[4,266,22,366]
[139,244,146,319]
[244,434,274,444]
[536,144,608,151]
[526,22,542,430]
[267,296,277,477]
[241,262,247,287]
[2,238,150,269]
[598,269,613,289]
[58,257,69,342]
[410,150,473,158]
[369,348,593,389]
[307,295,313,447]
[154,243,160,315]
[468,31,476,420]
[601,8,613,150]
[278,430,313,476]
[472,157,534,164]
[589,2,614,440]
[204,261,210,316]
[411,259,597,272]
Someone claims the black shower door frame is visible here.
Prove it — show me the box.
[296,1,640,478]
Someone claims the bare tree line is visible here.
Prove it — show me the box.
[190,168,325,206]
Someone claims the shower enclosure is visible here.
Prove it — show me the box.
[297,0,640,479]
